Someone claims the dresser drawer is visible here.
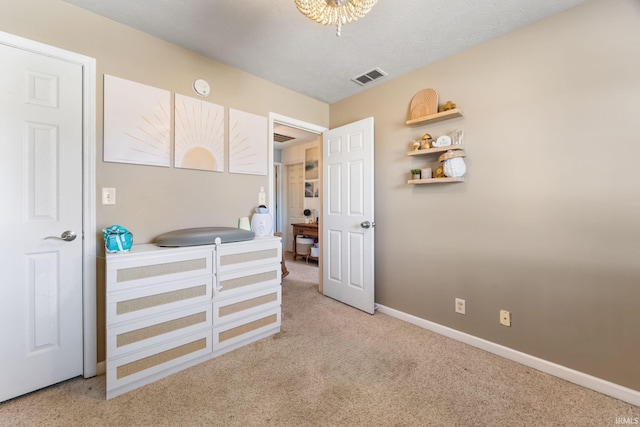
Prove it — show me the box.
[213,285,280,326]
[212,308,280,356]
[107,248,213,293]
[217,238,280,274]
[216,263,280,298]
[108,303,211,358]
[106,330,211,399]
[107,276,213,325]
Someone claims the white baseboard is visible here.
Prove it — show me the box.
[96,361,106,376]
[376,304,640,408]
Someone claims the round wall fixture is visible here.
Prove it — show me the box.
[193,79,210,97]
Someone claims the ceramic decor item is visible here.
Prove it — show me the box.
[432,135,452,147]
[439,150,467,178]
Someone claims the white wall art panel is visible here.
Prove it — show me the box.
[104,74,171,167]
[228,108,267,175]
[174,94,224,172]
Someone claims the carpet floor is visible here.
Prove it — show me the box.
[0,254,638,426]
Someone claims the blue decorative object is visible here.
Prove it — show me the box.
[103,225,133,253]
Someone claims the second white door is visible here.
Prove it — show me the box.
[322,117,375,314]
[0,42,84,402]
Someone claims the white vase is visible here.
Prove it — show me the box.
[443,158,466,177]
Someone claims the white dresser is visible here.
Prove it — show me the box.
[105,236,281,399]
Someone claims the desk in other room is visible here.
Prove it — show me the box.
[291,223,318,261]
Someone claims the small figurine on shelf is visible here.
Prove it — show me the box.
[434,166,446,178]
[412,140,421,151]
[440,100,457,112]
[421,133,433,149]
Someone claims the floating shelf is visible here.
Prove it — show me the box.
[408,177,465,184]
[405,108,463,127]
[407,145,465,157]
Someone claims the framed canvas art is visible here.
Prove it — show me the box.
[103,75,171,167]
[174,94,224,172]
[228,108,267,175]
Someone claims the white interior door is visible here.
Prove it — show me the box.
[322,117,375,314]
[285,162,305,253]
[0,43,84,402]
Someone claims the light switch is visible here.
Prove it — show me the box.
[102,187,116,205]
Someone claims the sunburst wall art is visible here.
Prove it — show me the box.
[228,108,267,175]
[174,94,224,172]
[103,74,171,167]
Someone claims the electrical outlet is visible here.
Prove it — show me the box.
[258,186,266,205]
[500,310,511,327]
[102,187,116,205]
[455,298,465,315]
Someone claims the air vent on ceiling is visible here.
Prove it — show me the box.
[274,132,296,143]
[352,67,387,86]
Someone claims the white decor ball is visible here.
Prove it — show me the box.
[443,157,466,177]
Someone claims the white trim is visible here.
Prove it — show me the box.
[376,304,640,407]
[267,113,327,217]
[0,31,97,378]
[273,162,283,233]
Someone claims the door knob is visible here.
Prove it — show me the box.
[360,221,376,229]
[45,230,77,242]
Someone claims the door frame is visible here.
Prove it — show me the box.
[273,162,282,233]
[0,31,97,377]
[268,113,327,288]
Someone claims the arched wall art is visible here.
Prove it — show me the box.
[174,94,224,172]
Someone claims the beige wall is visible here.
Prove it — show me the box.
[3,0,639,392]
[331,0,640,391]
[0,0,329,362]
[0,0,328,244]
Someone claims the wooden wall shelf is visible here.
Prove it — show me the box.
[405,108,463,127]
[407,145,465,157]
[407,177,465,184]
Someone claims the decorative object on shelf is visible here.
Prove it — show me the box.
[440,100,457,111]
[450,128,464,146]
[409,88,438,120]
[412,140,421,151]
[421,168,432,179]
[439,150,467,178]
[421,133,433,149]
[434,166,445,178]
[432,134,452,148]
[411,169,421,180]
[294,0,378,37]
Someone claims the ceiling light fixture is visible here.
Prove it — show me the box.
[294,0,378,37]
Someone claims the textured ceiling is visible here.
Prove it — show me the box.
[64,0,589,104]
